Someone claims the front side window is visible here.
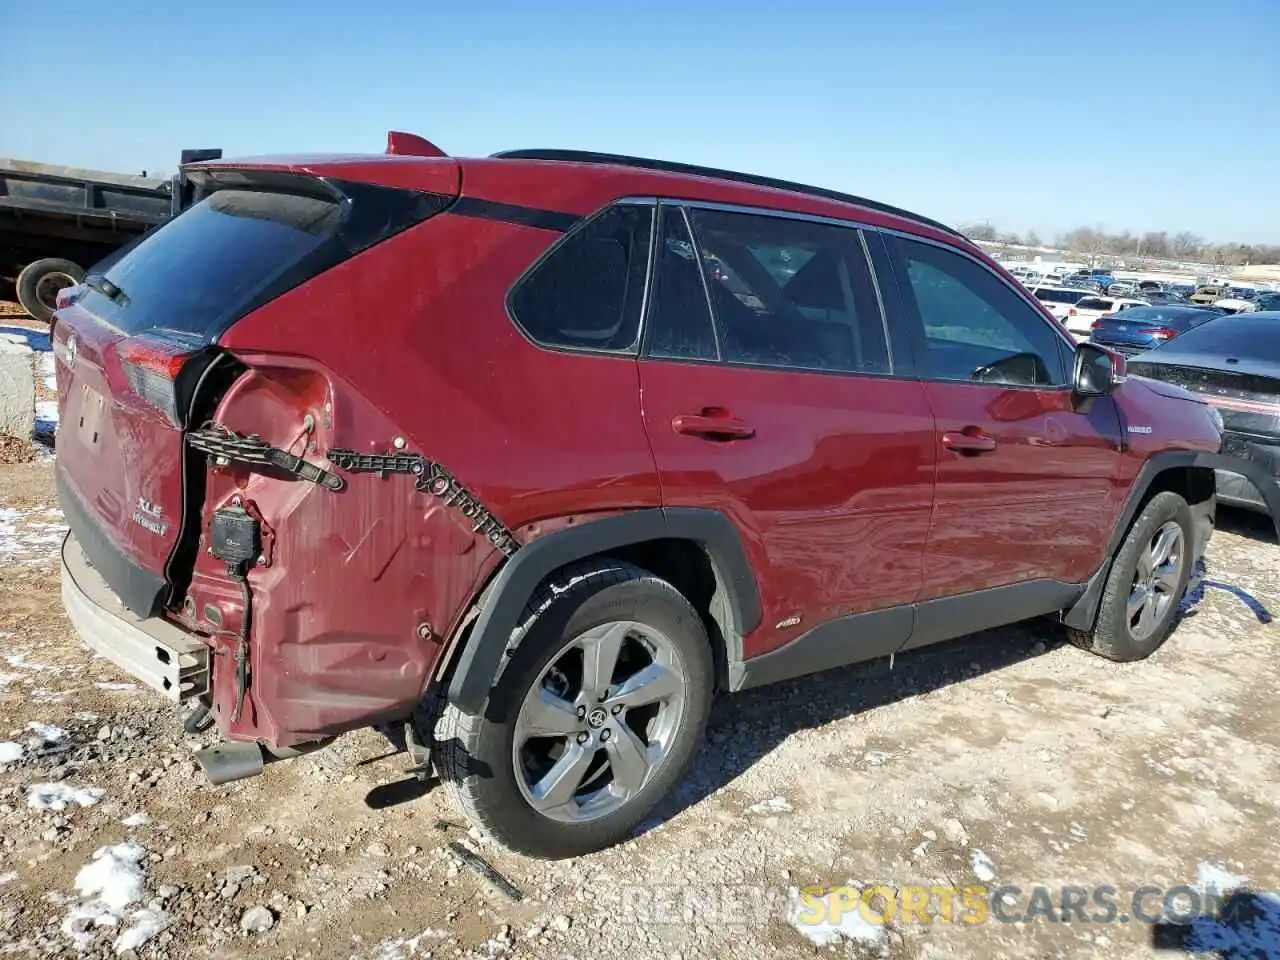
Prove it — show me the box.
[509,204,653,353]
[888,235,1069,387]
[683,208,890,374]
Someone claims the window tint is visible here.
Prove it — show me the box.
[645,206,719,361]
[510,204,653,353]
[684,208,890,374]
[1076,298,1113,311]
[87,189,342,341]
[888,235,1069,387]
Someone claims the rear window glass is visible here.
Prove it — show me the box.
[87,189,342,341]
[1076,298,1113,311]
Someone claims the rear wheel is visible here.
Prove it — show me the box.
[1069,491,1193,661]
[16,258,85,324]
[435,560,713,859]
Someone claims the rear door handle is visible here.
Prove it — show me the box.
[672,413,756,441]
[942,428,997,454]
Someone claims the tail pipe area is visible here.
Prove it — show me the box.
[195,738,333,785]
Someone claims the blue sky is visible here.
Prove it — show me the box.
[4,0,1277,243]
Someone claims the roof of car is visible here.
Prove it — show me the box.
[491,148,964,240]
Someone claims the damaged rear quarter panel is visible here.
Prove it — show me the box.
[208,207,661,746]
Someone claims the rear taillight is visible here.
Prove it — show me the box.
[116,335,195,425]
[1068,308,1077,317]
[1150,327,1178,341]
[1091,320,1104,330]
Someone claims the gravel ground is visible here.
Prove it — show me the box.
[0,456,1277,960]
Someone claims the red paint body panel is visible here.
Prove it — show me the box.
[52,148,1226,752]
[51,302,185,579]
[919,385,1125,596]
[638,360,936,658]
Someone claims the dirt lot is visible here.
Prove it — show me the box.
[1,455,1278,959]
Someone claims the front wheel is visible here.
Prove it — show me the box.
[435,560,713,859]
[1069,491,1194,661]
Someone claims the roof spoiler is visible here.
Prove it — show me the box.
[386,131,447,157]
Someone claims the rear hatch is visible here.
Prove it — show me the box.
[53,166,456,617]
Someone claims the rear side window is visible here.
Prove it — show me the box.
[81,178,445,343]
[509,204,653,353]
[684,207,890,375]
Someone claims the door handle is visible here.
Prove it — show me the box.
[942,428,997,454]
[672,412,756,441]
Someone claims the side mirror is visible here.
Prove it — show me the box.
[1074,342,1126,396]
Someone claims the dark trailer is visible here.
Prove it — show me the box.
[0,148,220,322]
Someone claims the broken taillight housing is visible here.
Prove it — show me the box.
[115,335,196,425]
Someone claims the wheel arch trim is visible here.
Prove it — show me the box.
[446,507,762,715]
[1063,450,1278,630]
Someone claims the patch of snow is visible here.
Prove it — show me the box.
[35,399,58,426]
[75,842,147,911]
[38,350,56,390]
[863,750,893,766]
[787,887,886,947]
[748,795,793,814]
[1195,862,1249,896]
[0,506,68,564]
[970,848,997,882]
[370,927,450,959]
[28,782,104,811]
[96,682,137,692]
[27,721,69,743]
[121,812,151,827]
[0,741,24,765]
[0,871,17,885]
[113,907,172,954]
[61,843,170,954]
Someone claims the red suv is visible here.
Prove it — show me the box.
[53,134,1228,859]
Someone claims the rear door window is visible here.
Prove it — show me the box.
[509,204,653,353]
[681,207,891,375]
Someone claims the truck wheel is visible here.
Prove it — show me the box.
[16,258,85,324]
[435,559,713,859]
[1068,491,1194,662]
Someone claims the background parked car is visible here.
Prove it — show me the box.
[1190,285,1227,304]
[1032,285,1096,322]
[1254,292,1280,312]
[1127,312,1280,520]
[1088,305,1220,356]
[1212,287,1259,314]
[1140,290,1192,306]
[1063,294,1149,335]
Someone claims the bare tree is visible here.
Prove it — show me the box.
[960,223,998,242]
[1172,232,1204,258]
[1024,229,1042,247]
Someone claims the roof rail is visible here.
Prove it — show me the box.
[490,148,963,240]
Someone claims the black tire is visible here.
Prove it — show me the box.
[16,258,85,324]
[435,559,713,859]
[1069,491,1194,661]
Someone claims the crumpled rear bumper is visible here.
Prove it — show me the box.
[61,533,210,701]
